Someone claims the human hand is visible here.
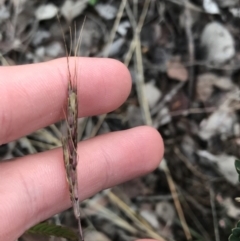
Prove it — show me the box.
[0,58,164,241]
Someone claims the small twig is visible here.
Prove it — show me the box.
[135,34,152,125]
[107,191,167,241]
[146,59,240,71]
[125,0,137,29]
[179,187,210,216]
[94,1,128,135]
[124,0,151,67]
[161,159,192,240]
[85,196,139,235]
[90,114,107,138]
[151,82,185,116]
[210,186,220,241]
[102,0,127,57]
[19,137,37,154]
[133,0,138,19]
[187,213,210,241]
[49,124,63,140]
[169,106,217,117]
[184,0,195,101]
[174,147,208,181]
[130,0,152,125]
[165,0,203,12]
[136,194,174,202]
[78,117,88,141]
[33,128,62,146]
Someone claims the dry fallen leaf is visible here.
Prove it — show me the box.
[197,73,234,102]
[197,150,238,185]
[197,73,216,102]
[199,108,236,140]
[221,197,240,219]
[167,60,188,82]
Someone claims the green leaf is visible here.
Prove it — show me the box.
[88,0,98,6]
[235,160,240,175]
[229,225,240,241]
[26,222,78,241]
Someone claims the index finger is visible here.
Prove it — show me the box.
[0,57,131,144]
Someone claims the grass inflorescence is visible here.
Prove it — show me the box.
[60,16,85,241]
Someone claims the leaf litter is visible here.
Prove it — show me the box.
[2,1,240,241]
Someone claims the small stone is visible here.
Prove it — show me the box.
[107,38,125,57]
[45,41,64,57]
[0,4,10,20]
[61,0,88,23]
[84,231,111,241]
[155,201,175,225]
[140,209,159,229]
[32,30,50,46]
[127,105,144,127]
[95,3,117,20]
[35,47,45,58]
[200,22,235,64]
[117,21,131,36]
[145,82,162,108]
[203,0,220,14]
[35,4,58,21]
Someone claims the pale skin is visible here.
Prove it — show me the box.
[0,57,164,241]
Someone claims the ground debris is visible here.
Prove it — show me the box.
[2,1,240,241]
